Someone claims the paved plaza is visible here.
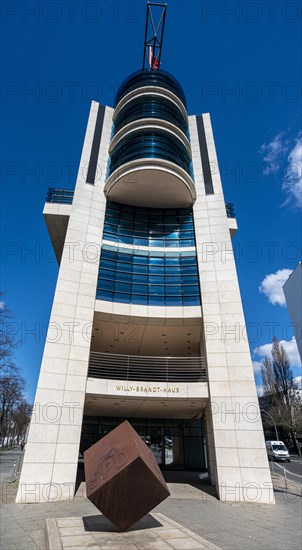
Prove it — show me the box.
[0,452,301,550]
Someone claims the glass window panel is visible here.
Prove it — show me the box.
[99,269,115,280]
[99,279,114,291]
[135,214,146,222]
[182,285,200,295]
[180,239,194,247]
[165,258,180,266]
[166,295,182,306]
[149,265,164,274]
[100,260,115,270]
[134,230,148,237]
[165,240,179,248]
[118,272,132,282]
[149,239,164,247]
[132,274,148,284]
[101,250,116,260]
[166,286,182,295]
[181,266,198,275]
[149,285,163,295]
[118,235,134,245]
[165,266,180,275]
[116,262,131,272]
[165,232,179,239]
[149,257,163,265]
[132,294,147,305]
[166,276,181,284]
[97,290,113,301]
[114,293,130,303]
[183,295,200,306]
[119,219,134,228]
[134,265,148,274]
[182,275,198,284]
[180,257,196,265]
[115,282,131,293]
[132,284,148,294]
[149,295,164,305]
[133,255,148,264]
[149,275,164,284]
[133,237,148,246]
[181,231,195,239]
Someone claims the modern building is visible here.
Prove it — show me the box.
[283,262,302,362]
[16,7,274,505]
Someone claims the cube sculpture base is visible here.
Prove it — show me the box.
[84,420,170,531]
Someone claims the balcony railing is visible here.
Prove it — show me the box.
[46,187,74,204]
[225,202,235,218]
[88,351,207,383]
[46,187,235,220]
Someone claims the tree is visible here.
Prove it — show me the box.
[0,294,31,446]
[261,337,302,455]
[0,293,19,374]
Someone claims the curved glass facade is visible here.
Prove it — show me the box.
[103,201,195,247]
[113,96,189,137]
[114,69,187,107]
[109,130,193,177]
[97,247,201,306]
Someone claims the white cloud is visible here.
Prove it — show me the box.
[0,301,5,310]
[256,385,264,397]
[260,133,288,175]
[254,337,302,367]
[253,361,262,374]
[259,268,292,306]
[282,135,302,210]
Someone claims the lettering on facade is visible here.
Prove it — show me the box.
[114,385,180,393]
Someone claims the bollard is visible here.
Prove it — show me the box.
[282,466,288,489]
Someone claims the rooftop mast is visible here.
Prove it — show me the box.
[142,2,167,71]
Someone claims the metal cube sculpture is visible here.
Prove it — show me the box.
[84,420,170,531]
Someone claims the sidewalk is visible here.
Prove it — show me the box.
[0,473,301,550]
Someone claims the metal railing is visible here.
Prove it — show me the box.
[45,187,235,221]
[46,187,74,204]
[10,455,23,483]
[88,351,207,383]
[225,202,236,218]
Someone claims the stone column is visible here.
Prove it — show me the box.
[16,102,113,503]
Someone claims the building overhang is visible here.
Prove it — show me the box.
[228,216,238,238]
[104,158,196,208]
[43,202,71,263]
[85,378,209,418]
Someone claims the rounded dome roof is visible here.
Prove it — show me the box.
[114,69,187,108]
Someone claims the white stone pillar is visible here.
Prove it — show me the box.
[189,114,274,504]
[16,102,113,503]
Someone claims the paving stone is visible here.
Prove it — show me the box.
[60,534,95,547]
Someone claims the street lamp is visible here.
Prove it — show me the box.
[260,409,279,440]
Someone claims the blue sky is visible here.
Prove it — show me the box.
[1,0,301,401]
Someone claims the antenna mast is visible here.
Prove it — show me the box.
[142,3,167,71]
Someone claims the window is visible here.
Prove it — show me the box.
[96,248,201,307]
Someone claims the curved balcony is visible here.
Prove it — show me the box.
[114,87,188,125]
[88,351,207,383]
[109,119,191,156]
[105,128,195,208]
[104,157,196,208]
[113,95,189,137]
[114,69,187,108]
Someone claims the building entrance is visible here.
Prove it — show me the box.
[80,416,207,471]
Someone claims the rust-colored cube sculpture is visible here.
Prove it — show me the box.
[84,420,170,531]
